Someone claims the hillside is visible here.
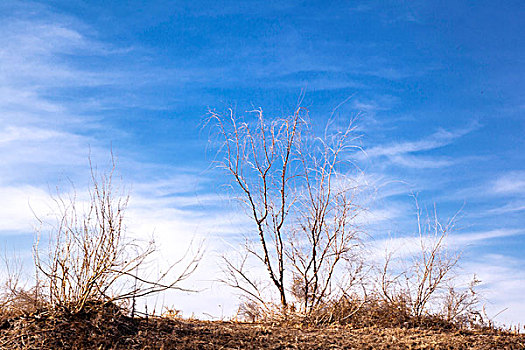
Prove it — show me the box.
[1,306,523,350]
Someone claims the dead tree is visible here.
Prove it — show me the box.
[208,107,364,315]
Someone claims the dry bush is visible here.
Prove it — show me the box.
[237,299,263,322]
[377,202,483,327]
[0,286,43,322]
[0,298,139,349]
[316,295,411,327]
[298,293,367,326]
[0,253,44,322]
[279,293,469,329]
[441,276,482,327]
[20,159,202,315]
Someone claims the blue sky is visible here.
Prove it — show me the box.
[0,1,524,324]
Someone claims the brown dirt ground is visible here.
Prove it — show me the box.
[1,310,524,349]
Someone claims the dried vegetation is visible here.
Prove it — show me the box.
[1,310,524,349]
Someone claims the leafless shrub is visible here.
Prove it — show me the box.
[0,252,43,320]
[237,299,262,322]
[31,159,201,314]
[378,201,472,325]
[207,107,365,316]
[441,276,482,326]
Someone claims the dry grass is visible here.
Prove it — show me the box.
[0,303,523,350]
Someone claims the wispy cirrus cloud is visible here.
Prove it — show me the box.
[364,125,477,158]
[492,171,525,195]
[0,5,132,236]
[0,20,120,92]
[387,154,454,169]
[0,185,50,234]
[486,201,525,215]
[0,5,151,187]
[369,228,524,260]
[359,124,479,169]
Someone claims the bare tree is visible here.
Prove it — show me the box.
[33,159,201,314]
[208,107,364,315]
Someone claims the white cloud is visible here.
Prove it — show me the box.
[0,16,121,89]
[452,229,524,246]
[368,229,524,262]
[0,125,104,186]
[0,185,50,234]
[354,206,405,228]
[363,125,478,159]
[388,154,454,169]
[486,201,525,215]
[492,171,525,195]
[0,8,131,187]
[352,99,385,112]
